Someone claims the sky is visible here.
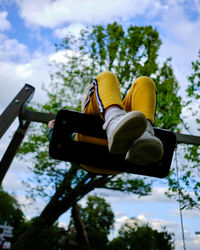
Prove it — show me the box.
[0,0,200,249]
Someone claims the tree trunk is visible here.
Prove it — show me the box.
[13,168,108,250]
[72,203,91,249]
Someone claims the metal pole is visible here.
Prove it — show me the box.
[176,133,200,146]
[22,110,200,145]
[0,121,30,185]
[0,84,34,140]
[21,109,56,124]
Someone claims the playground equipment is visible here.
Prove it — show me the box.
[0,84,200,184]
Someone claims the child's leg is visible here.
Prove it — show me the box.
[123,76,163,165]
[83,71,124,115]
[76,71,123,146]
[123,76,157,124]
[77,71,147,153]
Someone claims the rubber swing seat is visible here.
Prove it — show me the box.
[49,109,176,178]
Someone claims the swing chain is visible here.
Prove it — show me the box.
[175,147,186,250]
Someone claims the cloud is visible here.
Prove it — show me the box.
[185,235,200,250]
[16,194,47,217]
[0,48,52,111]
[123,214,179,233]
[0,11,11,31]
[171,208,200,219]
[0,61,30,108]
[114,215,129,231]
[2,171,24,191]
[14,0,200,103]
[54,23,86,39]
[15,0,163,28]
[0,34,30,62]
[112,214,178,244]
[0,60,48,109]
[134,215,200,250]
[112,213,200,250]
[96,186,174,205]
[156,1,200,96]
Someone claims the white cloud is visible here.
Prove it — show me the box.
[156,1,200,97]
[98,186,174,205]
[115,215,129,230]
[15,0,163,28]
[54,23,86,39]
[17,194,47,217]
[171,208,200,219]
[123,214,179,233]
[58,221,68,230]
[114,214,179,234]
[185,235,200,250]
[2,171,24,191]
[0,34,30,62]
[0,11,11,31]
[0,61,30,108]
[135,215,200,250]
[0,51,51,110]
[49,49,69,63]
[14,0,200,105]
[113,213,200,250]
[16,64,33,78]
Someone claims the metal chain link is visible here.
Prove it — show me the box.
[175,147,186,250]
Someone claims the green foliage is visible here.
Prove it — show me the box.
[66,196,114,250]
[0,188,29,243]
[80,195,114,234]
[154,58,182,130]
[18,22,167,201]
[164,49,200,210]
[14,218,64,250]
[104,174,152,195]
[186,49,200,134]
[165,148,200,210]
[16,22,184,246]
[109,220,175,250]
[0,188,24,226]
[89,23,162,97]
[187,50,200,100]
[80,195,114,250]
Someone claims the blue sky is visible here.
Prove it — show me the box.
[0,0,200,249]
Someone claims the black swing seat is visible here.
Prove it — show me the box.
[49,109,177,178]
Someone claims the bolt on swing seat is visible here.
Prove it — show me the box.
[49,109,177,178]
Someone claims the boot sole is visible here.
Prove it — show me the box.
[126,138,164,165]
[109,111,147,154]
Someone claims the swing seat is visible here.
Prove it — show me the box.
[49,109,177,178]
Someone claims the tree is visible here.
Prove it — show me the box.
[0,188,28,244]
[65,195,114,250]
[0,188,24,227]
[109,219,175,250]
[154,58,182,130]
[185,50,200,208]
[79,195,114,249]
[165,50,200,210]
[14,22,182,248]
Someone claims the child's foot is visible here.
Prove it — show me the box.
[103,109,147,154]
[125,121,164,165]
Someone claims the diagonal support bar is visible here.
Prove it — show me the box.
[0,121,31,185]
[0,84,35,140]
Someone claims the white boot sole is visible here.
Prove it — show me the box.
[126,137,164,165]
[108,111,147,154]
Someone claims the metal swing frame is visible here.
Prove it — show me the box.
[0,84,200,183]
